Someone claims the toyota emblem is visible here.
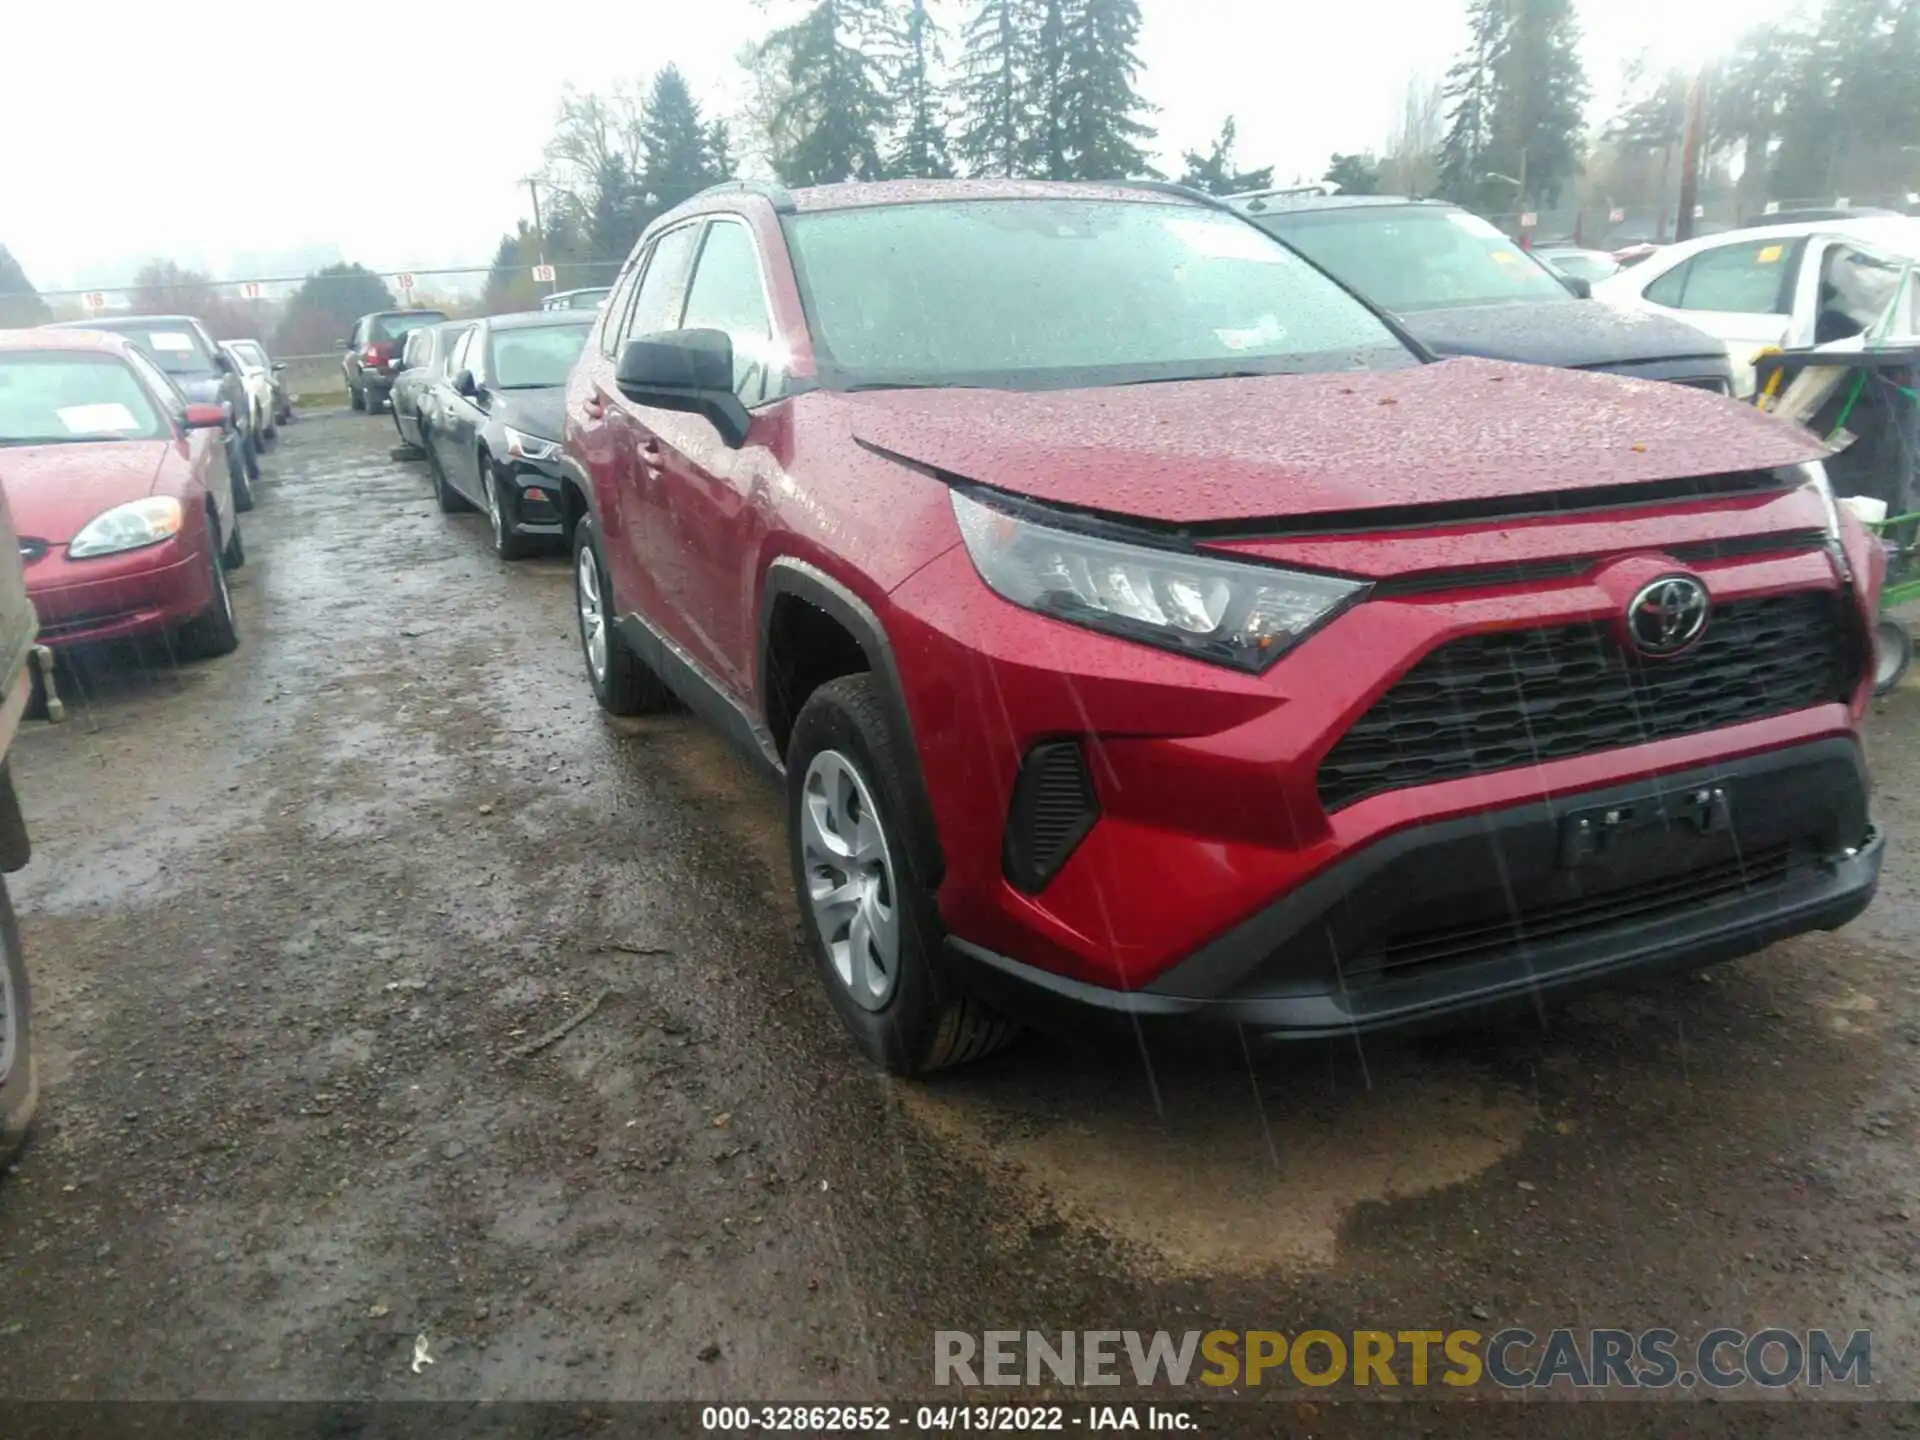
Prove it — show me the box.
[1627,575,1710,657]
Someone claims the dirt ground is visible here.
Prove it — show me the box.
[2,408,1918,1428]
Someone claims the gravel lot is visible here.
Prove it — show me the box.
[1,408,1917,1431]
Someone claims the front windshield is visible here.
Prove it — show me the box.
[785,198,1410,390]
[1253,207,1574,313]
[487,322,591,388]
[0,352,167,446]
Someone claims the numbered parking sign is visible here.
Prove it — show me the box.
[396,272,415,292]
[1519,212,1537,228]
[1609,207,1626,223]
[242,282,261,300]
[532,264,556,283]
[81,292,107,312]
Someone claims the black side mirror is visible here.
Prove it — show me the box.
[271,362,286,373]
[453,368,478,398]
[615,329,750,448]
[213,352,234,374]
[1561,274,1593,299]
[340,338,354,350]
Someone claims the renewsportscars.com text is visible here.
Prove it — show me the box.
[933,1328,1872,1391]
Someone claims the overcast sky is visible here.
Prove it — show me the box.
[0,0,1799,292]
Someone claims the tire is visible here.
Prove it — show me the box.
[483,459,531,560]
[1876,615,1913,695]
[787,674,1016,1076]
[177,521,240,659]
[232,452,256,513]
[349,380,365,412]
[573,515,671,715]
[0,876,36,1167]
[429,441,472,514]
[223,514,245,570]
[243,434,261,483]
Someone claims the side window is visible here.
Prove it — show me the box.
[599,253,648,359]
[466,327,489,384]
[401,330,427,368]
[351,317,368,347]
[1817,243,1903,341]
[1643,261,1689,308]
[447,327,474,377]
[1653,240,1794,315]
[622,224,702,347]
[679,219,781,407]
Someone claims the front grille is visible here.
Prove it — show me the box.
[1352,842,1803,980]
[1317,590,1852,810]
[1002,741,1100,893]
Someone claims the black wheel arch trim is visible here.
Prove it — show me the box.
[759,557,946,888]
[556,455,601,531]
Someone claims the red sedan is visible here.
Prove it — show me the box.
[0,328,242,657]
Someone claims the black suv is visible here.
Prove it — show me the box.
[343,309,449,413]
[1231,192,1736,393]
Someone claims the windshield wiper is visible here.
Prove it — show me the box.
[1114,368,1281,387]
[0,436,107,447]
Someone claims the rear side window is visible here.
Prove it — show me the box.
[1645,240,1794,314]
[374,312,444,342]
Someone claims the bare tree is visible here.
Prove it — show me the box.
[542,83,648,213]
[733,37,805,179]
[1382,74,1445,196]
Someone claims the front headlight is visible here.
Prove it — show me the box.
[951,490,1369,672]
[68,497,184,559]
[505,426,560,462]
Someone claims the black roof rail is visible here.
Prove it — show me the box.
[692,179,797,214]
[1116,178,1231,210]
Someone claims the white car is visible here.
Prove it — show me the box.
[1593,216,1920,395]
[219,340,278,447]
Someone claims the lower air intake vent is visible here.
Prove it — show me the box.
[1003,741,1100,894]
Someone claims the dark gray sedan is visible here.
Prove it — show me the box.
[391,320,471,452]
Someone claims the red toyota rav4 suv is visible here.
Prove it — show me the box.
[559,179,1885,1076]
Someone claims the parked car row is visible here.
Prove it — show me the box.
[0,317,277,666]
[377,177,1888,1080]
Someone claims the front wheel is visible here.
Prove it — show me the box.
[484,464,531,560]
[0,875,35,1166]
[572,515,671,714]
[787,674,1016,1076]
[177,521,239,659]
[1876,615,1913,695]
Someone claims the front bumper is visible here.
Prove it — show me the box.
[949,739,1881,1039]
[499,462,566,537]
[27,536,215,648]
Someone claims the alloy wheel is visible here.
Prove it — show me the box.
[577,545,608,683]
[486,473,504,549]
[0,924,16,1089]
[799,749,900,1011]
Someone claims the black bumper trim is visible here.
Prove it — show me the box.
[947,738,1883,1040]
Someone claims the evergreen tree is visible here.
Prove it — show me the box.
[1772,0,1920,201]
[1436,0,1587,209]
[585,155,643,263]
[765,0,895,185]
[1436,0,1506,206]
[1491,0,1588,206]
[1054,0,1158,180]
[889,0,954,178]
[642,65,726,216]
[955,0,1041,177]
[0,246,51,328]
[1031,0,1073,178]
[707,120,737,182]
[1177,117,1273,195]
[1323,152,1384,194]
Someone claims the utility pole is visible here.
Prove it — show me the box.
[523,176,555,294]
[1675,66,1708,243]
